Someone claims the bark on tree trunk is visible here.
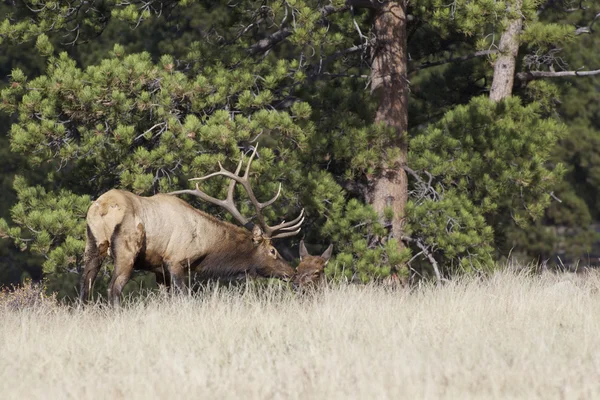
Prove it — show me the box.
[367,1,409,243]
[489,0,523,102]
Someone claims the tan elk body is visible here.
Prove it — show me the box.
[80,147,303,306]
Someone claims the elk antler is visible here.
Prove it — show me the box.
[170,145,304,239]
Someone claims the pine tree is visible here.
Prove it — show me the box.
[510,4,600,264]
[484,1,600,263]
[0,9,47,285]
[0,0,597,292]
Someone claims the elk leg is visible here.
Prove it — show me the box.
[108,222,144,307]
[166,261,186,294]
[155,269,171,292]
[108,270,133,307]
[79,225,109,303]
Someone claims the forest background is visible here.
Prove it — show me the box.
[0,0,599,298]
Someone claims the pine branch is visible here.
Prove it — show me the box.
[409,50,498,73]
[248,5,349,55]
[517,68,600,82]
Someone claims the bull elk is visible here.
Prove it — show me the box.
[80,146,304,306]
[292,240,333,289]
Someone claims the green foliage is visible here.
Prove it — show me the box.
[0,176,89,274]
[406,192,494,269]
[321,198,403,283]
[0,0,178,44]
[0,9,48,286]
[409,96,565,267]
[520,22,575,49]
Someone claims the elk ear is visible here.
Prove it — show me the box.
[252,225,263,246]
[321,244,333,264]
[299,240,309,261]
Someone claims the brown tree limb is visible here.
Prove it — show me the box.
[409,50,498,73]
[517,68,600,82]
[345,0,382,9]
[308,42,371,77]
[310,46,498,77]
[248,27,293,55]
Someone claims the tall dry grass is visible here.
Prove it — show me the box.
[1,269,600,399]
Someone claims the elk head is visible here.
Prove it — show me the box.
[292,240,333,289]
[173,145,304,280]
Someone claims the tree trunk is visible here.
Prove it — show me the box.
[489,0,523,101]
[367,1,409,243]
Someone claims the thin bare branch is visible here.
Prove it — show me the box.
[575,12,600,34]
[402,164,442,202]
[402,236,442,286]
[517,68,600,82]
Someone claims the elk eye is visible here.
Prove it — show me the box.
[270,248,276,255]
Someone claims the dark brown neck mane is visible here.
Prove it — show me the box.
[195,240,262,278]
[177,198,275,279]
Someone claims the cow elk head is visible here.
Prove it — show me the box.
[292,240,333,289]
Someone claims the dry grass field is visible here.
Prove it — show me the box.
[1,269,600,400]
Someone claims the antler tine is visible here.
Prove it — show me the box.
[176,145,304,239]
[185,148,271,231]
[193,182,251,226]
[169,154,251,227]
[271,228,302,240]
[258,183,282,209]
[189,163,240,182]
[264,209,305,236]
[224,144,279,233]
[243,144,259,179]
[227,155,245,202]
